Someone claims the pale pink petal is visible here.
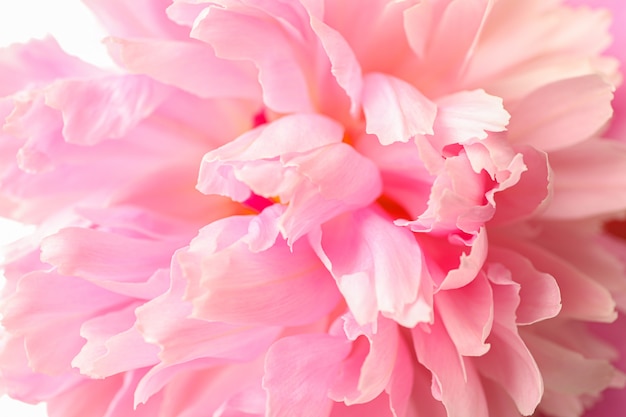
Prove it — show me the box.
[197,113,344,202]
[523,330,618,398]
[312,207,433,327]
[181,214,341,326]
[507,75,614,152]
[308,15,363,116]
[106,37,261,100]
[136,255,281,368]
[329,315,399,405]
[0,37,99,96]
[44,75,169,145]
[82,0,190,39]
[1,271,129,374]
[488,248,561,325]
[361,72,437,145]
[0,334,84,403]
[432,89,510,151]
[412,316,489,417]
[405,0,494,95]
[72,303,160,378]
[476,266,544,415]
[489,145,551,225]
[192,3,314,113]
[436,273,493,356]
[40,227,178,284]
[263,334,351,417]
[497,237,617,323]
[543,139,626,219]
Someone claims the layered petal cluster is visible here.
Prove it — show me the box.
[1,1,626,417]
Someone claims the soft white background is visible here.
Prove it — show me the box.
[0,1,111,415]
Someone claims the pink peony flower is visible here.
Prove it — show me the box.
[1,1,626,417]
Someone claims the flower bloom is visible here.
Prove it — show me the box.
[1,1,626,417]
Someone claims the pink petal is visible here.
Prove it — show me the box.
[361,72,436,145]
[45,75,170,145]
[432,89,510,151]
[498,237,617,323]
[0,334,84,403]
[72,303,160,378]
[263,334,351,417]
[181,214,341,326]
[329,315,399,405]
[0,37,98,96]
[40,227,177,285]
[405,0,494,95]
[82,0,190,39]
[436,273,494,357]
[192,3,314,113]
[197,113,344,202]
[412,316,489,417]
[543,139,626,219]
[507,75,614,152]
[312,207,433,327]
[308,15,363,116]
[489,145,551,225]
[476,268,544,415]
[488,248,561,325]
[2,271,129,374]
[106,37,262,100]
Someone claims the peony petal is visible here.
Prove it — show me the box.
[436,273,494,357]
[72,302,160,378]
[197,113,344,202]
[181,214,341,326]
[412,316,490,417]
[2,271,129,374]
[542,139,626,219]
[263,334,351,417]
[45,75,170,145]
[507,75,614,152]
[488,248,561,325]
[40,227,177,284]
[312,207,433,327]
[0,37,98,96]
[361,72,437,145]
[329,315,399,405]
[82,0,190,39]
[308,15,363,116]
[432,89,510,150]
[106,37,262,100]
[192,3,314,113]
